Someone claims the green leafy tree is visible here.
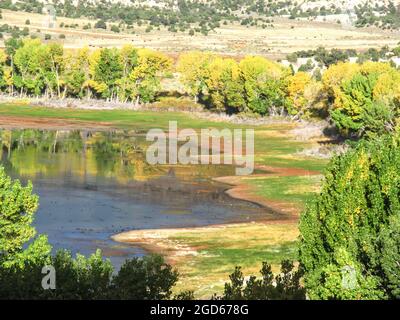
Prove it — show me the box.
[299,133,400,299]
[177,51,215,102]
[116,45,138,101]
[13,39,50,96]
[93,48,123,99]
[63,48,90,98]
[328,62,400,137]
[129,49,172,104]
[48,249,113,299]
[361,100,399,137]
[0,166,40,262]
[205,57,245,113]
[239,56,289,115]
[330,72,378,135]
[380,215,400,299]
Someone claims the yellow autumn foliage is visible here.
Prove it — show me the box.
[177,51,215,98]
[131,48,172,81]
[373,69,400,103]
[0,49,6,64]
[239,55,290,81]
[322,62,360,104]
[286,72,313,113]
[205,57,244,111]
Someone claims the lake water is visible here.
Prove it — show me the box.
[0,128,271,268]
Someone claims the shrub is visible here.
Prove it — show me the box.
[0,250,179,299]
[111,255,179,300]
[216,260,305,300]
[110,25,120,33]
[94,20,107,30]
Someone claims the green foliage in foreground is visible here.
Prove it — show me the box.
[0,251,180,300]
[0,166,48,266]
[299,133,400,299]
[215,260,305,300]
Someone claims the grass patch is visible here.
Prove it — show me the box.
[0,104,255,130]
[163,222,299,298]
[246,175,323,207]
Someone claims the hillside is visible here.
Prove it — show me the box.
[0,1,399,58]
[4,0,400,32]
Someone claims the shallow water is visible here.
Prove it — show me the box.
[0,128,270,268]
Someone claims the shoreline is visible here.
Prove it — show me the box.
[111,165,321,259]
[0,103,325,265]
[110,220,301,297]
[111,220,300,265]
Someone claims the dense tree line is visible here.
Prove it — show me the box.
[0,39,171,104]
[178,52,292,115]
[216,260,305,300]
[178,51,400,138]
[0,0,238,34]
[1,40,400,137]
[287,46,400,68]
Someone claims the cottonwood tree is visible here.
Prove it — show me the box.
[205,57,245,113]
[324,62,400,137]
[299,134,400,299]
[0,49,6,90]
[0,166,50,268]
[177,51,215,102]
[238,56,290,115]
[129,49,172,105]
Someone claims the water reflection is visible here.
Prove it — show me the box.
[0,129,270,268]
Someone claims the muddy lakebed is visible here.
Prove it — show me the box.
[0,128,277,268]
